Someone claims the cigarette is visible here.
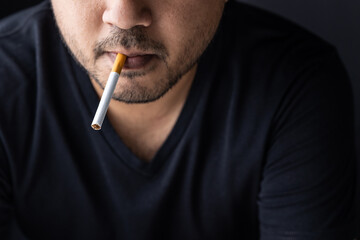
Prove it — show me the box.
[91,53,127,130]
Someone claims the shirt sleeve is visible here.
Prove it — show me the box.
[258,50,357,239]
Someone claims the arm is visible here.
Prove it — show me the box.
[259,50,356,239]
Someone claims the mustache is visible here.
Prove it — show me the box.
[93,26,168,61]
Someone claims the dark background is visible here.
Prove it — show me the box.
[1,0,359,236]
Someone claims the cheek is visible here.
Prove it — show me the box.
[156,1,224,60]
[52,0,104,58]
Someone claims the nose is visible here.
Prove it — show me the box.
[102,0,152,29]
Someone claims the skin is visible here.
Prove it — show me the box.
[51,0,227,161]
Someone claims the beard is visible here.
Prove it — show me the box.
[55,20,219,104]
[91,26,202,104]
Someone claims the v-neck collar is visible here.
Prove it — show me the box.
[70,27,223,177]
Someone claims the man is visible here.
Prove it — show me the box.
[0,0,356,239]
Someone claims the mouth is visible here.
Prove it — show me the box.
[107,52,156,70]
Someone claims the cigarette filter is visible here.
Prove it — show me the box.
[91,53,126,130]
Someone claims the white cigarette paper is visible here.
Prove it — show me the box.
[91,53,126,130]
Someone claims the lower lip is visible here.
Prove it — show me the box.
[124,55,154,69]
[108,52,154,70]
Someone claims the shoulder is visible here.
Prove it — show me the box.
[0,1,55,97]
[0,1,52,37]
[0,1,54,74]
[212,2,352,147]
[219,2,347,101]
[221,1,336,70]
[222,2,328,44]
[0,1,59,140]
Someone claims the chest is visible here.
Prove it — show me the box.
[13,128,264,239]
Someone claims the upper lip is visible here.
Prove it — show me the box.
[107,50,155,58]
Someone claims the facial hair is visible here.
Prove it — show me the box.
[55,18,220,104]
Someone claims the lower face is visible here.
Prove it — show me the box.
[51,0,226,103]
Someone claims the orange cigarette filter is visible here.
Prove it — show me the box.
[91,53,127,130]
[112,53,127,74]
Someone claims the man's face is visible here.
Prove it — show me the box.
[51,0,226,103]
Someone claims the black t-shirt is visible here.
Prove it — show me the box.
[0,1,356,239]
